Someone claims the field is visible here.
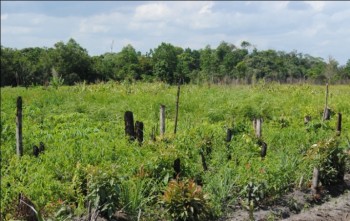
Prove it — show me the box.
[1,82,350,220]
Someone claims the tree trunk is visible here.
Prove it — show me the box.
[323,107,331,120]
[200,152,208,171]
[311,167,319,195]
[253,118,262,138]
[174,82,181,134]
[16,96,23,157]
[323,83,330,120]
[173,158,181,178]
[226,128,232,142]
[124,111,135,140]
[260,141,267,159]
[135,121,144,144]
[336,113,342,136]
[160,105,166,136]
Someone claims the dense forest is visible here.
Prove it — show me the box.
[1,38,350,86]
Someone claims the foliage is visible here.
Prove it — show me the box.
[161,179,212,221]
[2,39,349,87]
[1,83,349,220]
[305,137,348,186]
[49,68,64,89]
[85,164,121,219]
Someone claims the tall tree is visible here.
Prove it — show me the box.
[50,38,92,84]
[115,44,140,81]
[1,46,17,86]
[176,48,200,83]
[152,42,179,83]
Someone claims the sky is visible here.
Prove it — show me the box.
[1,1,350,65]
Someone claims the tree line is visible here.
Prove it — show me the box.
[1,38,350,87]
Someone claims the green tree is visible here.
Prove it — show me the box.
[342,59,350,80]
[176,48,200,83]
[115,44,140,81]
[152,42,179,83]
[138,52,154,82]
[199,45,217,82]
[50,38,92,84]
[1,46,17,86]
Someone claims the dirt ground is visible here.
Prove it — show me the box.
[222,174,350,221]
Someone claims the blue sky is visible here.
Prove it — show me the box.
[1,1,349,65]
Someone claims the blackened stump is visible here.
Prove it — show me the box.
[200,152,208,171]
[33,145,39,157]
[135,121,144,144]
[173,158,181,178]
[226,128,232,142]
[16,96,23,157]
[124,111,135,140]
[336,113,342,136]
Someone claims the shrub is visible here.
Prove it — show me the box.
[161,179,212,221]
[306,137,347,186]
[85,165,121,219]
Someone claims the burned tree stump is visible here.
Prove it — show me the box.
[260,141,267,159]
[253,118,262,138]
[226,128,232,142]
[311,167,319,195]
[124,111,135,140]
[135,121,144,144]
[16,96,23,157]
[33,145,39,157]
[257,139,267,159]
[151,125,156,141]
[323,107,331,120]
[336,113,342,136]
[173,158,181,178]
[200,152,208,171]
[226,128,232,160]
[323,83,331,121]
[174,81,181,134]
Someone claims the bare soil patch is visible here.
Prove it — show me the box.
[222,174,350,221]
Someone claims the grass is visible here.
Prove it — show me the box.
[1,81,350,220]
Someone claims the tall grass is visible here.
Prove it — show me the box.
[1,82,349,219]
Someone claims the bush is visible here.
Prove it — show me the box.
[85,165,121,219]
[161,179,212,221]
[306,137,348,186]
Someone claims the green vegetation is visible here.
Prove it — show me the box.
[1,82,350,220]
[1,39,350,87]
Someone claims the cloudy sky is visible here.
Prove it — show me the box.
[1,1,349,65]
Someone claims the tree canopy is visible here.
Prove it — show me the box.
[1,39,349,86]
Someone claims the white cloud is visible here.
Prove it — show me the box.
[1,1,349,64]
[134,2,172,22]
[1,13,9,21]
[305,1,326,12]
[199,2,214,14]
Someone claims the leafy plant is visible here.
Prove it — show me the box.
[50,68,64,89]
[240,181,267,221]
[85,165,121,219]
[161,179,212,221]
[306,137,347,186]
[119,177,157,218]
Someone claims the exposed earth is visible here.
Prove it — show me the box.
[222,174,350,221]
